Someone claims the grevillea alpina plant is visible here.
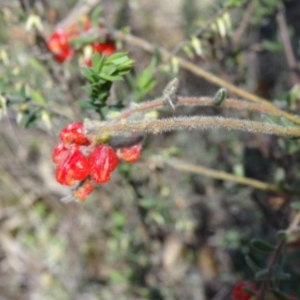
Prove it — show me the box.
[52,52,300,203]
[48,48,300,299]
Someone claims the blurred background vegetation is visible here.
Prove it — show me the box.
[1,0,300,299]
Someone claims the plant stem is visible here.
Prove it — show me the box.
[85,116,300,138]
[153,157,288,195]
[257,210,300,300]
[257,240,286,300]
[115,97,290,120]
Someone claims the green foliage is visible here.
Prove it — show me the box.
[245,255,260,272]
[262,40,284,52]
[0,55,54,128]
[271,290,292,300]
[2,1,300,299]
[252,0,282,24]
[127,57,157,102]
[251,239,276,253]
[286,84,300,109]
[80,52,134,116]
[70,35,98,48]
[225,0,247,8]
[212,87,227,106]
[290,202,300,211]
[91,6,102,27]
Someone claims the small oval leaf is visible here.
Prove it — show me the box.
[251,239,276,253]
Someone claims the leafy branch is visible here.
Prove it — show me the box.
[115,96,293,121]
[80,52,134,116]
[87,26,300,126]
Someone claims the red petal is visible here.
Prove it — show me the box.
[92,42,116,56]
[231,281,257,300]
[52,142,68,163]
[116,144,142,163]
[89,145,119,184]
[56,149,90,185]
[48,29,73,62]
[74,180,94,202]
[66,18,92,38]
[53,48,74,63]
[59,122,90,146]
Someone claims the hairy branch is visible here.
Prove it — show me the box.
[115,97,290,121]
[84,116,300,138]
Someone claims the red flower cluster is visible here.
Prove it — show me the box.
[47,18,116,64]
[231,281,296,300]
[52,122,142,201]
[231,282,257,300]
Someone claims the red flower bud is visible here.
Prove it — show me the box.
[92,41,116,56]
[59,122,90,146]
[74,180,94,202]
[47,29,73,63]
[231,281,257,300]
[116,144,142,163]
[89,145,119,184]
[52,142,68,163]
[56,149,90,186]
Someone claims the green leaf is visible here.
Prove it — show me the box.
[286,84,299,107]
[251,239,276,253]
[108,270,126,283]
[280,117,298,128]
[271,290,291,300]
[70,35,96,47]
[272,266,291,280]
[255,268,268,281]
[104,65,117,76]
[22,108,41,128]
[99,73,123,81]
[41,110,52,129]
[242,287,257,296]
[290,202,300,210]
[212,88,227,106]
[276,230,287,241]
[31,90,45,105]
[93,53,105,73]
[225,0,247,8]
[245,255,261,272]
[77,100,98,109]
[82,68,96,82]
[91,6,102,27]
[106,52,129,62]
[262,40,284,52]
[262,114,279,125]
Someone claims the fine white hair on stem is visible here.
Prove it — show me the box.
[84,116,300,138]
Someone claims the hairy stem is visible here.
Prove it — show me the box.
[115,97,290,121]
[85,116,300,137]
